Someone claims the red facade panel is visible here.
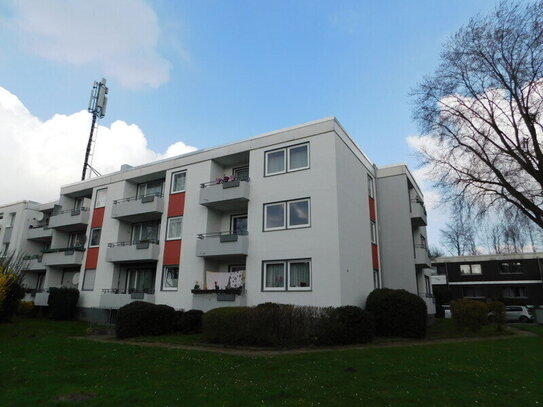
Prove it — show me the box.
[91,207,105,228]
[368,197,376,221]
[163,240,182,265]
[371,243,379,270]
[85,247,99,269]
[168,192,185,217]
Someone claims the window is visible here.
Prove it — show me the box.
[370,221,377,244]
[373,270,380,289]
[460,264,482,275]
[265,143,309,176]
[263,259,311,291]
[233,166,249,181]
[503,286,527,298]
[463,286,485,298]
[95,188,107,208]
[74,198,84,209]
[132,222,159,243]
[162,266,179,291]
[500,262,523,274]
[68,232,86,248]
[264,199,310,231]
[137,179,163,198]
[8,213,16,227]
[171,171,186,194]
[89,228,101,247]
[424,275,432,294]
[367,175,374,198]
[231,214,248,235]
[82,269,96,291]
[0,213,3,220]
[166,216,183,240]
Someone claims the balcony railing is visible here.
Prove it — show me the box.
[197,230,248,240]
[27,225,53,241]
[101,288,155,294]
[41,247,85,253]
[199,176,250,212]
[111,193,164,222]
[105,240,160,263]
[196,231,249,257]
[113,192,163,204]
[107,239,159,248]
[200,174,249,188]
[55,207,90,215]
[49,207,90,231]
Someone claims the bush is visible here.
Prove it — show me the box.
[0,254,25,323]
[116,301,175,339]
[365,288,427,338]
[317,306,375,345]
[47,287,80,320]
[487,301,506,331]
[451,299,489,332]
[433,286,453,318]
[172,309,204,334]
[203,304,375,347]
[17,301,36,318]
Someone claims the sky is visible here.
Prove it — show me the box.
[0,0,506,248]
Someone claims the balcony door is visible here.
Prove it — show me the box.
[137,180,164,198]
[231,214,247,235]
[131,222,159,244]
[126,268,155,293]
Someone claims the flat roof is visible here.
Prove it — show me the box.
[433,252,543,263]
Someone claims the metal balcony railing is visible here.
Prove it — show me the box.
[113,193,163,204]
[197,231,248,240]
[41,247,85,253]
[107,239,159,248]
[200,175,250,188]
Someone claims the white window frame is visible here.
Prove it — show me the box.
[287,199,311,229]
[367,175,374,198]
[264,202,286,231]
[265,149,286,176]
[89,228,101,248]
[370,221,377,244]
[263,261,286,291]
[460,264,482,275]
[287,143,310,172]
[288,260,311,291]
[82,269,96,291]
[95,188,107,208]
[162,266,179,291]
[137,179,164,198]
[166,216,183,240]
[171,171,186,194]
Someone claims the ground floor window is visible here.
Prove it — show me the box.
[373,269,380,289]
[503,286,527,298]
[263,259,311,291]
[162,266,179,291]
[82,269,96,291]
[463,286,485,298]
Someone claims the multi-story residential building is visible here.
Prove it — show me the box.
[3,118,434,321]
[432,253,543,305]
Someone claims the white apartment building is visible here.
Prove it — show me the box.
[1,118,434,322]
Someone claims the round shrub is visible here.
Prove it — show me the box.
[317,306,375,345]
[365,288,427,338]
[116,301,175,339]
[451,299,489,332]
[487,300,506,331]
[18,301,36,318]
[47,287,80,320]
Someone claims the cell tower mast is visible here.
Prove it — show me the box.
[82,78,108,181]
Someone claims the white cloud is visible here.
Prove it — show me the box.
[0,87,197,203]
[7,0,171,89]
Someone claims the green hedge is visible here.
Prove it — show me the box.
[365,288,427,338]
[203,304,375,347]
[116,301,175,339]
[47,287,79,320]
[451,299,488,332]
[172,309,204,334]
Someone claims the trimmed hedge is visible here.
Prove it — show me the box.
[172,309,204,334]
[203,304,375,347]
[487,300,506,331]
[47,287,79,320]
[451,299,488,332]
[365,288,427,338]
[116,301,175,339]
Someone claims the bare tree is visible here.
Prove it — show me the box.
[411,1,543,229]
[440,205,479,256]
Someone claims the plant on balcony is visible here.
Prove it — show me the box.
[0,252,25,323]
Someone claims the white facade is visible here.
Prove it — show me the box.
[2,118,434,320]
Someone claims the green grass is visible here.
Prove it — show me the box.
[425,318,514,340]
[1,318,542,407]
[515,323,543,336]
[127,332,205,345]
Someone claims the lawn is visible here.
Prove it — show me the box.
[1,319,542,407]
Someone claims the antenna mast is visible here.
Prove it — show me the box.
[82,78,108,181]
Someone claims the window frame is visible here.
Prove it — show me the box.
[502,286,528,298]
[94,188,107,208]
[264,142,310,177]
[463,286,485,298]
[161,266,179,291]
[263,202,286,231]
[287,198,311,229]
[367,175,374,198]
[262,259,312,292]
[499,261,523,274]
[82,269,96,291]
[166,216,183,240]
[263,198,311,232]
[370,221,377,244]
[137,179,164,198]
[459,264,482,276]
[89,228,101,248]
[170,171,187,194]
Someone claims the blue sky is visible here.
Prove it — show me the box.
[0,0,505,247]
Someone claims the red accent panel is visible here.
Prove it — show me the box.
[168,192,185,217]
[91,207,105,228]
[85,247,99,269]
[368,197,376,221]
[371,243,379,270]
[163,240,182,265]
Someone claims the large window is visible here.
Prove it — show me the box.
[265,143,309,176]
[460,264,482,275]
[503,286,527,298]
[162,266,179,291]
[166,216,183,240]
[137,179,163,198]
[82,269,96,291]
[463,286,485,298]
[264,199,310,231]
[263,259,311,291]
[89,228,101,247]
[171,171,186,194]
[132,222,159,243]
[68,232,86,248]
[500,262,523,274]
[95,188,107,208]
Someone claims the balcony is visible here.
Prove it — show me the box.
[199,178,250,212]
[22,255,46,271]
[42,247,85,267]
[27,226,53,241]
[34,291,49,306]
[414,244,432,268]
[410,200,427,227]
[196,232,249,258]
[49,208,90,231]
[2,227,13,243]
[106,240,160,263]
[99,289,155,309]
[111,193,164,222]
